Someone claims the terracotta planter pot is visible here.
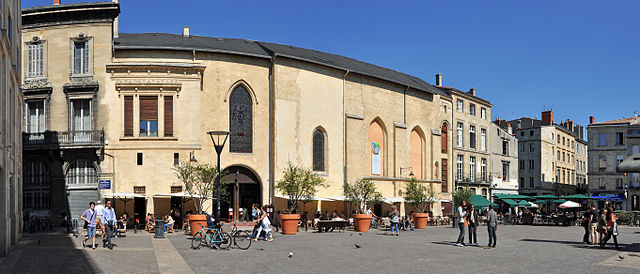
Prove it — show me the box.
[412,212,430,229]
[354,214,373,232]
[279,214,300,235]
[188,214,208,236]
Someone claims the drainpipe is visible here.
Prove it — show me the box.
[256,42,276,209]
[103,152,116,196]
[342,70,350,215]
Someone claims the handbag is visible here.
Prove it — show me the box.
[613,222,619,236]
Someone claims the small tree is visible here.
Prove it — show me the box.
[276,162,328,213]
[344,178,383,213]
[452,187,473,212]
[403,178,440,213]
[174,161,229,214]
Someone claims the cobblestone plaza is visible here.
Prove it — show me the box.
[1,225,638,273]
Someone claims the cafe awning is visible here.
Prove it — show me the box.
[562,194,593,199]
[531,195,558,199]
[470,195,498,208]
[494,194,532,200]
[103,192,145,199]
[153,192,208,199]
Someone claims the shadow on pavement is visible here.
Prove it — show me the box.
[521,238,640,252]
[0,230,98,273]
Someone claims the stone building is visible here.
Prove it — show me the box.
[500,110,585,196]
[587,114,640,210]
[21,1,454,223]
[20,2,118,225]
[489,122,518,198]
[435,75,493,199]
[1,0,23,257]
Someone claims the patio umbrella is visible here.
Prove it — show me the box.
[103,192,145,215]
[470,195,498,209]
[559,201,581,208]
[527,201,539,208]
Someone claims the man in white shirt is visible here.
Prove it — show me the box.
[456,200,467,247]
[94,201,105,241]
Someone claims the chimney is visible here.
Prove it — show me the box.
[469,88,476,96]
[53,0,61,5]
[435,73,442,87]
[507,122,513,134]
[183,26,190,37]
[589,116,595,124]
[112,0,119,39]
[541,110,554,125]
[568,120,574,131]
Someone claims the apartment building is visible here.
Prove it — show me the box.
[587,114,640,210]
[489,122,518,198]
[0,0,22,257]
[435,75,493,199]
[501,110,585,196]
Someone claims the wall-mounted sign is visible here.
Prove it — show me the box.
[99,179,111,190]
[372,142,381,175]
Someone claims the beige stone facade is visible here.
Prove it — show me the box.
[1,0,22,257]
[21,2,453,223]
[436,81,493,200]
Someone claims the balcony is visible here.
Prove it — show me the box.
[23,130,104,150]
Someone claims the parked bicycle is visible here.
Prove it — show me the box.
[191,226,232,250]
[230,222,251,250]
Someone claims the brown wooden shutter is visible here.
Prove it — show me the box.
[164,96,173,137]
[139,96,158,121]
[124,96,133,136]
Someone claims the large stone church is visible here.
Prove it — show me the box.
[21,1,474,224]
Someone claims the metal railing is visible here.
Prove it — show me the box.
[23,129,104,148]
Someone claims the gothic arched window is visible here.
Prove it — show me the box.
[229,85,253,153]
[313,129,325,171]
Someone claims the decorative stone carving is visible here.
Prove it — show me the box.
[21,79,52,91]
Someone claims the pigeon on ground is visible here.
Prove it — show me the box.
[355,244,361,249]
[618,255,625,261]
[358,232,363,236]
[256,248,265,251]
[288,250,294,258]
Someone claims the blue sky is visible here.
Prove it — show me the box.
[24,0,639,125]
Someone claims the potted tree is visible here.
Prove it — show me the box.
[174,161,222,236]
[275,163,327,235]
[403,178,439,229]
[344,178,383,232]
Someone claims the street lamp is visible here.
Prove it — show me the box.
[207,130,229,227]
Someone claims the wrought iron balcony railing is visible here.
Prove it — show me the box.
[23,130,104,149]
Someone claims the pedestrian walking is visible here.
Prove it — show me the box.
[80,202,97,249]
[468,205,478,245]
[366,206,378,228]
[455,200,467,247]
[94,200,105,241]
[596,209,606,246]
[589,204,598,246]
[600,207,619,250]
[486,204,498,248]
[102,200,117,250]
[390,205,400,236]
[581,204,594,244]
[253,205,273,242]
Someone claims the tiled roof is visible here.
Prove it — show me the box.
[437,86,492,105]
[114,33,449,97]
[591,116,640,125]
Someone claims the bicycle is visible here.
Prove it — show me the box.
[191,226,232,250]
[229,222,252,250]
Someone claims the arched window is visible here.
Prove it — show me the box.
[24,161,50,210]
[410,128,424,179]
[229,85,253,153]
[313,129,325,171]
[368,120,385,176]
[441,123,448,153]
[66,159,97,185]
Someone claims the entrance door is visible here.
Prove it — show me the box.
[222,166,262,222]
[134,197,146,229]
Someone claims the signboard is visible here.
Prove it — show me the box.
[371,142,381,175]
[98,179,111,190]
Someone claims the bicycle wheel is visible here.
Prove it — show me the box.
[191,232,203,249]
[217,232,232,250]
[234,230,251,250]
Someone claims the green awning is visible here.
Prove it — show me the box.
[532,195,559,199]
[470,195,498,208]
[502,199,519,207]
[494,194,532,200]
[534,199,566,204]
[562,194,593,199]
[551,199,566,203]
[517,200,531,207]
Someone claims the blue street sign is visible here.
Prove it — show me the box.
[99,180,111,190]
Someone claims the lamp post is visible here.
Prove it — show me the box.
[207,130,229,227]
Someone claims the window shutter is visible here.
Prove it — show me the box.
[27,45,33,78]
[124,96,133,136]
[164,96,173,137]
[139,96,158,121]
[37,44,44,77]
[83,41,89,74]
